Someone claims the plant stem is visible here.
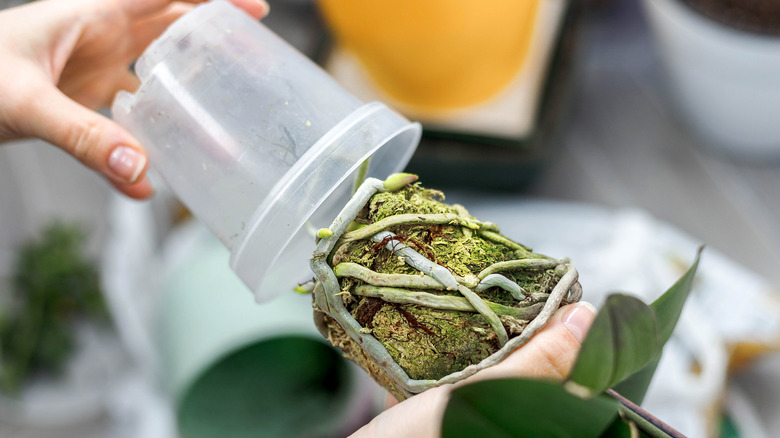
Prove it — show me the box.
[370,231,459,290]
[477,230,532,256]
[568,282,584,303]
[334,262,480,290]
[353,285,545,320]
[334,262,446,289]
[353,158,371,194]
[477,258,562,280]
[457,285,508,346]
[451,204,476,238]
[477,273,528,300]
[341,213,497,243]
[607,389,684,438]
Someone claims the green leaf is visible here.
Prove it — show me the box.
[442,379,619,438]
[651,247,703,345]
[613,247,703,405]
[600,416,634,438]
[610,357,659,406]
[440,250,704,438]
[611,392,684,438]
[568,294,660,395]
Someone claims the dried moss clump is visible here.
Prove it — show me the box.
[315,181,573,391]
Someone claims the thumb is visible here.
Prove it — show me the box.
[466,301,598,383]
[22,84,153,197]
[353,302,598,438]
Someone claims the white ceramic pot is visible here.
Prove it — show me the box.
[642,0,780,160]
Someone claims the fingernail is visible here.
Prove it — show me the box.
[563,302,597,344]
[108,146,146,183]
[258,0,270,15]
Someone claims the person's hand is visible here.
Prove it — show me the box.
[0,0,269,199]
[350,301,598,438]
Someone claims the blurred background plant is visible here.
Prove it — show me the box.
[0,223,110,395]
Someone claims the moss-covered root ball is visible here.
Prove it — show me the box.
[310,175,582,400]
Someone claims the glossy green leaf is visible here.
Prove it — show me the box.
[442,379,619,438]
[568,294,659,395]
[610,357,660,406]
[612,248,703,404]
[651,247,703,345]
[600,416,634,438]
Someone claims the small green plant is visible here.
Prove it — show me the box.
[0,223,109,394]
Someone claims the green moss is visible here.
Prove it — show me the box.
[368,185,454,222]
[331,182,563,380]
[356,301,498,381]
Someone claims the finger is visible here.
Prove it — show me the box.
[21,82,149,187]
[113,68,142,95]
[228,0,270,19]
[127,2,193,60]
[60,67,141,109]
[111,175,155,199]
[462,301,597,384]
[385,393,399,409]
[118,0,204,19]
[124,0,269,61]
[120,0,269,20]
[353,302,596,438]
[352,386,451,438]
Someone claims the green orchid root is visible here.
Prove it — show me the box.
[310,173,582,400]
